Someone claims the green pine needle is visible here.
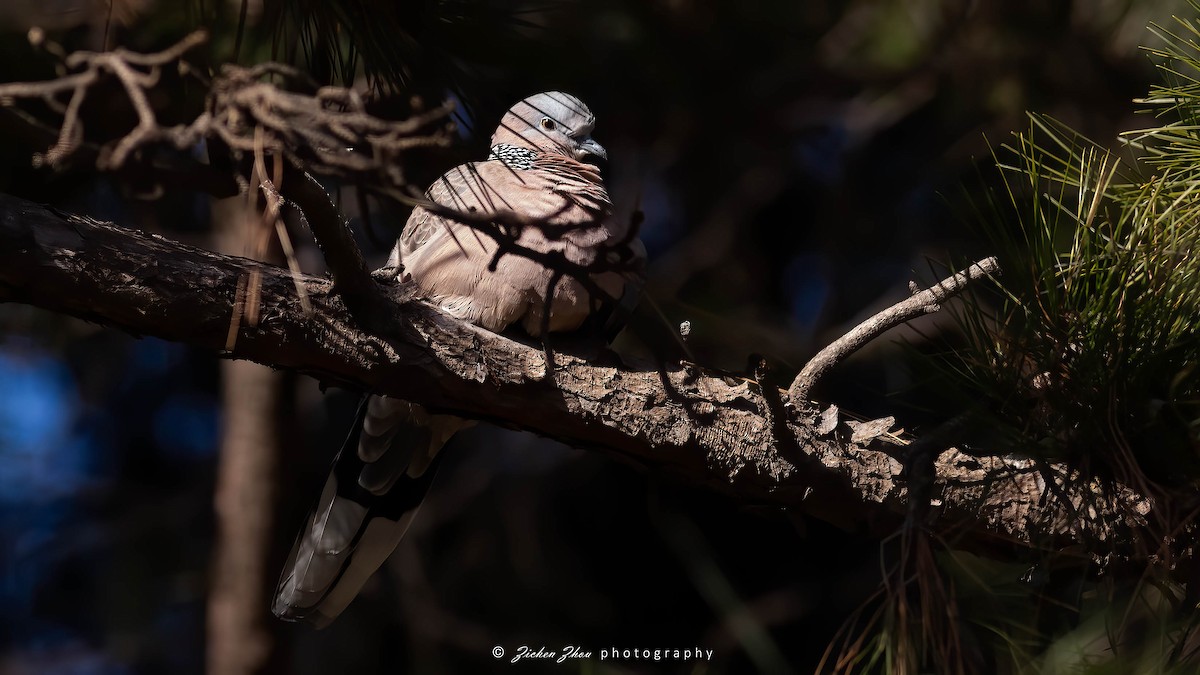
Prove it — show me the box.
[945,52,1200,490]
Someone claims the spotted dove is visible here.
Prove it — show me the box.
[273,92,643,627]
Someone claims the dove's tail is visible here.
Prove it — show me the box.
[272,396,460,628]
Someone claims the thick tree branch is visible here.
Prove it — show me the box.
[0,194,1153,561]
[788,257,1001,402]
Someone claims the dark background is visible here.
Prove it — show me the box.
[0,1,1177,673]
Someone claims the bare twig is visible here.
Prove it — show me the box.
[202,63,455,181]
[262,184,313,314]
[0,33,453,186]
[787,257,1001,404]
[278,163,389,329]
[0,30,209,169]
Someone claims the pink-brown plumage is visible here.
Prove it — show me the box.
[397,151,629,334]
[274,92,643,627]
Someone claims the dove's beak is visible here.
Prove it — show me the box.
[575,135,607,163]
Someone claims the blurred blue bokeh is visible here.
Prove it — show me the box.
[0,336,218,674]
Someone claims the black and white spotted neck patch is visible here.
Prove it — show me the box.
[488,143,539,170]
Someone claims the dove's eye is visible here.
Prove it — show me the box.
[540,117,557,132]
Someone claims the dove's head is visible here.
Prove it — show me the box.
[491,91,607,163]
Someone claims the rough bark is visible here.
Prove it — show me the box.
[0,192,1153,559]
